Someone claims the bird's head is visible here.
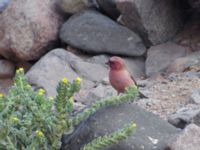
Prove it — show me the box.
[106,56,126,70]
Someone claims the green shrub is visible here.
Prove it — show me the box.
[0,68,139,150]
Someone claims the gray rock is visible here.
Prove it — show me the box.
[70,59,108,82]
[79,84,117,105]
[0,59,15,78]
[168,105,200,129]
[124,57,145,79]
[0,0,12,13]
[167,51,200,74]
[96,0,120,19]
[86,55,109,67]
[58,0,95,14]
[62,103,180,150]
[26,49,94,96]
[116,0,183,46]
[0,0,63,61]
[60,9,146,57]
[145,42,187,77]
[189,89,200,104]
[166,124,200,150]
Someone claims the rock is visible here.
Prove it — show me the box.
[168,105,200,129]
[145,42,187,77]
[167,51,200,74]
[87,55,109,67]
[87,55,145,79]
[60,9,146,57]
[0,59,15,78]
[116,0,183,46]
[70,59,108,82]
[189,89,200,104]
[166,124,200,150]
[124,57,145,79]
[0,0,63,61]
[78,84,117,105]
[62,103,180,150]
[58,0,95,14]
[0,78,13,94]
[0,0,12,13]
[96,0,120,19]
[26,49,94,96]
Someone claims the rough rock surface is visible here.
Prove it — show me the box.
[145,42,187,77]
[0,0,62,61]
[26,49,96,96]
[60,9,146,57]
[167,51,200,74]
[58,0,95,14]
[62,103,180,150]
[166,124,200,150]
[116,0,183,46]
[168,105,200,129]
[0,59,15,78]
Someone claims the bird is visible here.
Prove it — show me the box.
[106,56,147,98]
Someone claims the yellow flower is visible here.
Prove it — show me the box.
[62,77,68,84]
[36,130,45,138]
[0,93,4,98]
[16,67,24,73]
[132,123,137,128]
[76,77,82,84]
[49,96,54,101]
[11,117,20,124]
[38,89,45,96]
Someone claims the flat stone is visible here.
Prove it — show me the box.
[60,9,146,57]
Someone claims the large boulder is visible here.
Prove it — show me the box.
[0,0,63,61]
[26,49,109,96]
[60,9,146,57]
[145,42,187,77]
[116,0,183,46]
[62,103,180,150]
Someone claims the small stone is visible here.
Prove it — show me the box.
[166,124,200,150]
[189,89,200,104]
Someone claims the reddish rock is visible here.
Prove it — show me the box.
[0,0,63,61]
[0,59,15,78]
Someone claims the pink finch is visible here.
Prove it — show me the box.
[107,56,146,98]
